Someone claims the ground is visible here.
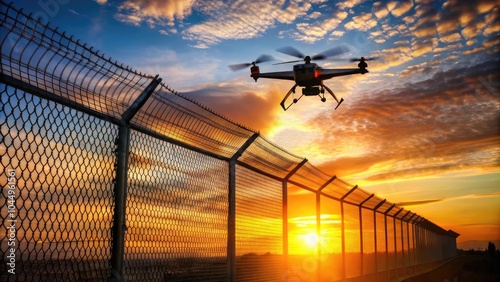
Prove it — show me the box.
[403,252,500,282]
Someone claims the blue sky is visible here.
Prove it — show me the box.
[12,0,500,244]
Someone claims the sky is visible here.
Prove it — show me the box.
[13,0,500,247]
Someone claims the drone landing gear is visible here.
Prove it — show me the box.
[280,84,302,111]
[319,87,326,102]
[321,84,344,110]
[280,84,344,111]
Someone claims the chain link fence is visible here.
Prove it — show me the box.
[1,83,116,280]
[1,2,459,281]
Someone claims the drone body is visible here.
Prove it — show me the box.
[229,46,374,111]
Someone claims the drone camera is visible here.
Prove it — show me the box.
[302,86,320,96]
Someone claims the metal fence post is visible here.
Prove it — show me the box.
[401,210,411,277]
[282,158,307,274]
[413,216,420,273]
[340,185,358,282]
[373,199,386,282]
[228,133,259,282]
[316,175,336,281]
[407,214,416,274]
[383,204,395,282]
[358,194,374,281]
[416,217,423,268]
[110,124,131,282]
[110,76,161,282]
[392,208,404,280]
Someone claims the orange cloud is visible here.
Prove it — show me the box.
[390,0,413,17]
[308,60,500,183]
[373,3,389,19]
[182,84,283,135]
[117,0,194,21]
[440,32,462,43]
[293,11,348,43]
[344,13,379,31]
[397,198,444,207]
[411,38,438,56]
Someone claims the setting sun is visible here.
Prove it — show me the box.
[302,232,319,248]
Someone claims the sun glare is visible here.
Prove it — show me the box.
[302,232,319,248]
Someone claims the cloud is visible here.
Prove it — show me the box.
[462,192,500,199]
[114,12,143,26]
[293,11,348,43]
[440,32,462,43]
[181,83,284,135]
[411,37,438,56]
[159,28,177,36]
[116,0,194,22]
[126,47,226,90]
[398,192,500,207]
[336,0,365,10]
[400,61,440,78]
[368,45,413,71]
[483,36,500,48]
[68,9,83,16]
[433,0,498,42]
[308,11,322,19]
[309,59,500,183]
[330,30,345,38]
[344,13,379,31]
[289,214,341,226]
[180,0,316,47]
[373,2,389,19]
[369,23,404,44]
[107,0,497,50]
[397,198,444,207]
[389,0,413,17]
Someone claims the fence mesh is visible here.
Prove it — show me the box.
[319,197,343,281]
[124,130,228,281]
[1,85,116,281]
[1,2,459,282]
[0,2,154,121]
[239,136,304,179]
[130,86,255,159]
[235,165,283,281]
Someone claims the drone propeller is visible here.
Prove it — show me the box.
[275,45,350,64]
[276,46,305,59]
[312,46,350,60]
[273,59,304,65]
[228,54,274,71]
[349,56,379,62]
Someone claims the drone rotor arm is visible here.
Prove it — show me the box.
[318,68,365,80]
[257,71,295,80]
[273,59,303,65]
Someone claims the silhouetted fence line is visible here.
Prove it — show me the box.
[1,2,458,281]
